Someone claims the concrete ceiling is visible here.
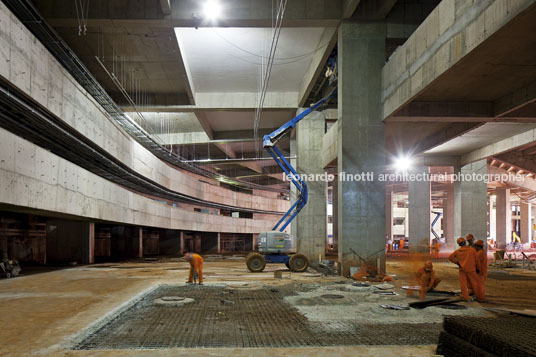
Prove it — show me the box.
[32,0,436,188]
[175,27,335,93]
[425,123,536,156]
[203,110,294,132]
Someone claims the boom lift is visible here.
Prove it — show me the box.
[246,87,337,273]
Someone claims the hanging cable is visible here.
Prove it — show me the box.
[254,0,287,157]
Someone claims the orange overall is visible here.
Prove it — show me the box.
[448,246,484,301]
[416,264,442,299]
[399,239,405,250]
[187,253,203,284]
[476,248,488,298]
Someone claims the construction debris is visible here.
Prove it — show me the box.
[380,304,410,311]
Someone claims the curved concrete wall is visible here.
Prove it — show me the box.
[0,1,288,214]
[0,127,278,233]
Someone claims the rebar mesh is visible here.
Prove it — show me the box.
[442,315,536,356]
[75,285,440,349]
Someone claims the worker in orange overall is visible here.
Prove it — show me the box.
[448,237,484,302]
[474,240,488,300]
[416,261,442,299]
[430,238,440,259]
[465,233,475,247]
[399,239,405,251]
[185,252,203,285]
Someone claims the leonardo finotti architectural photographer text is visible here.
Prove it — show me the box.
[283,172,525,183]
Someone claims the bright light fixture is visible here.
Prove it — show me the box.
[394,155,412,172]
[202,0,222,21]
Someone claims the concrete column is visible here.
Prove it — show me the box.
[217,232,221,253]
[331,176,339,249]
[88,222,95,264]
[180,231,184,254]
[337,22,386,275]
[290,139,297,239]
[443,182,455,249]
[408,166,431,253]
[386,190,393,241]
[453,160,488,243]
[137,227,143,258]
[495,187,511,248]
[296,109,326,260]
[520,201,531,244]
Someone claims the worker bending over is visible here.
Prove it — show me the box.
[185,252,203,285]
[448,237,484,302]
[474,240,488,299]
[416,261,442,299]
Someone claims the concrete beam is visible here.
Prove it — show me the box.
[160,0,172,16]
[462,127,536,165]
[122,92,300,112]
[389,102,494,122]
[416,123,484,153]
[353,0,397,20]
[495,79,536,117]
[495,151,536,176]
[298,28,338,106]
[382,0,536,119]
[342,0,361,18]
[194,111,214,140]
[488,165,536,192]
[213,129,279,140]
[417,155,461,167]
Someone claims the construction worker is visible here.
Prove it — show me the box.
[185,252,203,285]
[416,261,442,299]
[465,233,475,247]
[430,238,440,259]
[448,237,484,301]
[474,240,488,299]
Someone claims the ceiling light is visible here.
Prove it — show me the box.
[202,0,222,21]
[394,155,412,172]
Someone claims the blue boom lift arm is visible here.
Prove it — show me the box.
[262,87,337,232]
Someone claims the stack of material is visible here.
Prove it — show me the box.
[436,315,536,356]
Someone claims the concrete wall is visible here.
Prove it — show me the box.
[322,121,337,168]
[0,1,288,214]
[382,0,535,118]
[0,127,279,234]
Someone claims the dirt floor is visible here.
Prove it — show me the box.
[0,256,535,356]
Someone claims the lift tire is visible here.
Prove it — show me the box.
[246,253,266,272]
[289,254,308,272]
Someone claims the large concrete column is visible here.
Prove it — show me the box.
[337,22,386,275]
[217,232,221,253]
[332,175,339,248]
[138,227,144,258]
[443,182,455,249]
[290,139,297,239]
[296,109,326,260]
[454,160,488,242]
[386,190,393,242]
[408,166,431,253]
[520,202,531,244]
[180,231,185,254]
[88,222,95,264]
[495,187,511,248]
